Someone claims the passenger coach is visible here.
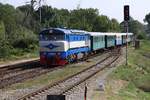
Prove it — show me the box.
[88,32,105,51]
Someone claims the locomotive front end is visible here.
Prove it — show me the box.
[39,29,68,65]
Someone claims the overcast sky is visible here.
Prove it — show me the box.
[1,0,150,24]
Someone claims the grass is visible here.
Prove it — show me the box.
[109,40,150,100]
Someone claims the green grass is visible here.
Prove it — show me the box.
[110,40,150,100]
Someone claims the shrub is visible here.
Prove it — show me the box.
[134,74,150,92]
[10,26,38,49]
[0,40,10,58]
[0,20,10,58]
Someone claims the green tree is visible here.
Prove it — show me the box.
[93,15,110,32]
[144,13,150,38]
[17,5,40,33]
[0,21,10,58]
[110,18,120,32]
[0,4,17,37]
[11,26,38,49]
[120,17,146,39]
[69,8,99,31]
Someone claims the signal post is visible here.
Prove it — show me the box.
[124,5,130,66]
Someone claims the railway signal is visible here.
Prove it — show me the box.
[124,5,130,21]
[124,5,130,66]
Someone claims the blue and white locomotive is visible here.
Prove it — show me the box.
[39,28,90,65]
[39,28,133,65]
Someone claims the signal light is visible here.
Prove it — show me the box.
[124,5,130,21]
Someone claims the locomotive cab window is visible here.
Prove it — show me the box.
[40,31,64,41]
[43,34,64,41]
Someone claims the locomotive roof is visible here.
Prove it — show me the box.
[40,28,88,35]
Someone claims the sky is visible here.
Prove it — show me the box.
[0,0,150,24]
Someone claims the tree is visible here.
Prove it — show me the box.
[0,3,38,52]
[69,8,99,31]
[144,13,150,38]
[120,17,146,39]
[144,13,150,24]
[93,15,110,32]
[0,21,10,58]
[11,26,38,49]
[17,5,40,33]
[0,4,17,36]
[0,21,5,39]
[110,18,120,32]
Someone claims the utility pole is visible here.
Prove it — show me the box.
[39,0,42,23]
[124,5,130,66]
[31,0,36,13]
[77,0,81,9]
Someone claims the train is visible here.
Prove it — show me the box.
[39,28,133,65]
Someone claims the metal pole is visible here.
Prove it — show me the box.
[84,83,87,100]
[39,5,41,23]
[125,21,128,66]
[39,0,42,23]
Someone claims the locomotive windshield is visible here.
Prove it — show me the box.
[40,30,64,41]
[42,34,64,41]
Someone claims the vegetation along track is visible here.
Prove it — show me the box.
[17,49,121,100]
[0,48,113,89]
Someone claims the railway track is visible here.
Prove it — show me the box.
[0,59,47,89]
[0,67,58,89]
[0,49,112,89]
[0,59,40,77]
[17,50,120,100]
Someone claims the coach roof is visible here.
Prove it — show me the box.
[88,32,116,36]
[88,32,133,36]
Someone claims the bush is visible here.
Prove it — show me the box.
[0,40,10,58]
[10,26,38,49]
[137,34,146,39]
[0,20,10,58]
[134,74,150,92]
